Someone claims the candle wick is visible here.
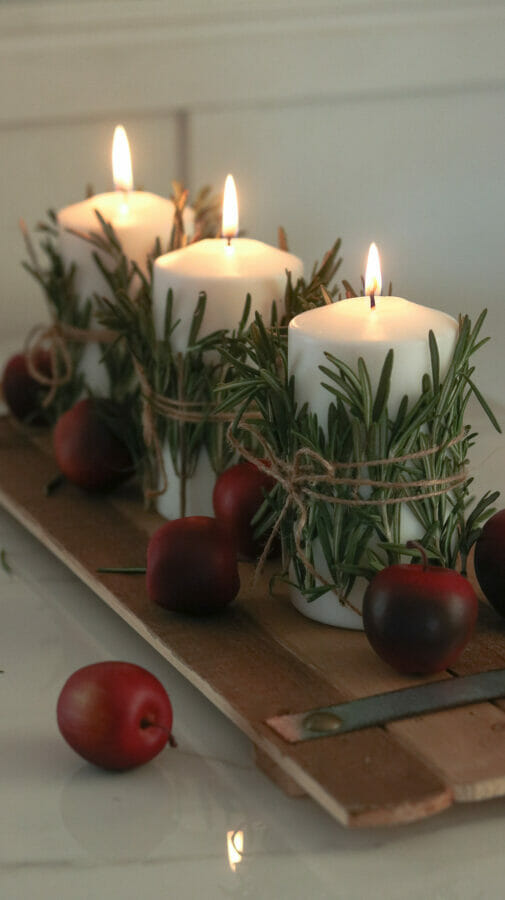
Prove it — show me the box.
[369,291,376,310]
[226,235,232,247]
[117,188,130,216]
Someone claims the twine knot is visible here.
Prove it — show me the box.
[132,355,262,504]
[24,318,117,407]
[226,421,468,607]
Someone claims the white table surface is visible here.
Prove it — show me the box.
[2,374,505,899]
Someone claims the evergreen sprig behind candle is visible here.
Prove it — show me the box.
[20,210,91,423]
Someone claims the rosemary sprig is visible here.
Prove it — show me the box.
[191,184,222,241]
[21,210,90,422]
[88,209,145,404]
[217,309,500,604]
[21,178,222,423]
[270,236,343,327]
[97,272,249,503]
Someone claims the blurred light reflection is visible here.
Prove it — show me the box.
[227,829,244,872]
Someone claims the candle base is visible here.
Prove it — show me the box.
[155,446,216,520]
[288,543,365,629]
[289,575,365,631]
[288,506,424,630]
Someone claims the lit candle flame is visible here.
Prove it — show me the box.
[112,125,133,193]
[365,242,382,301]
[226,829,244,873]
[222,174,239,243]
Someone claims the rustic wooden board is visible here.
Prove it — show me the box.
[2,415,505,828]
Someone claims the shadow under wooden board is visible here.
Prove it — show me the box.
[2,415,505,828]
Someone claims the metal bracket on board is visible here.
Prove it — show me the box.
[266,668,505,743]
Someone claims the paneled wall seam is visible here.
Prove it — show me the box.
[1,1,503,35]
[2,7,505,127]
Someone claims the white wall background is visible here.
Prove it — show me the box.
[1,0,505,397]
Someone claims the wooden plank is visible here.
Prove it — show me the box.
[253,746,306,798]
[0,416,451,828]
[241,555,505,805]
[451,554,505,675]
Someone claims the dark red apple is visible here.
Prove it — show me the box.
[147,516,240,615]
[53,398,133,491]
[474,510,505,616]
[363,558,478,675]
[56,661,173,770]
[213,461,276,560]
[2,351,51,424]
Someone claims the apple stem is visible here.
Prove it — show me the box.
[406,540,428,570]
[96,566,147,574]
[140,718,177,748]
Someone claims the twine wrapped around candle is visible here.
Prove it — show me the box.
[24,319,117,407]
[226,421,468,608]
[20,216,118,406]
[132,357,262,503]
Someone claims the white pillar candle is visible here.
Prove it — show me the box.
[153,237,304,354]
[152,174,304,520]
[288,243,459,629]
[58,126,193,395]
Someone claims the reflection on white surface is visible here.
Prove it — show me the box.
[60,764,178,860]
[226,829,244,873]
